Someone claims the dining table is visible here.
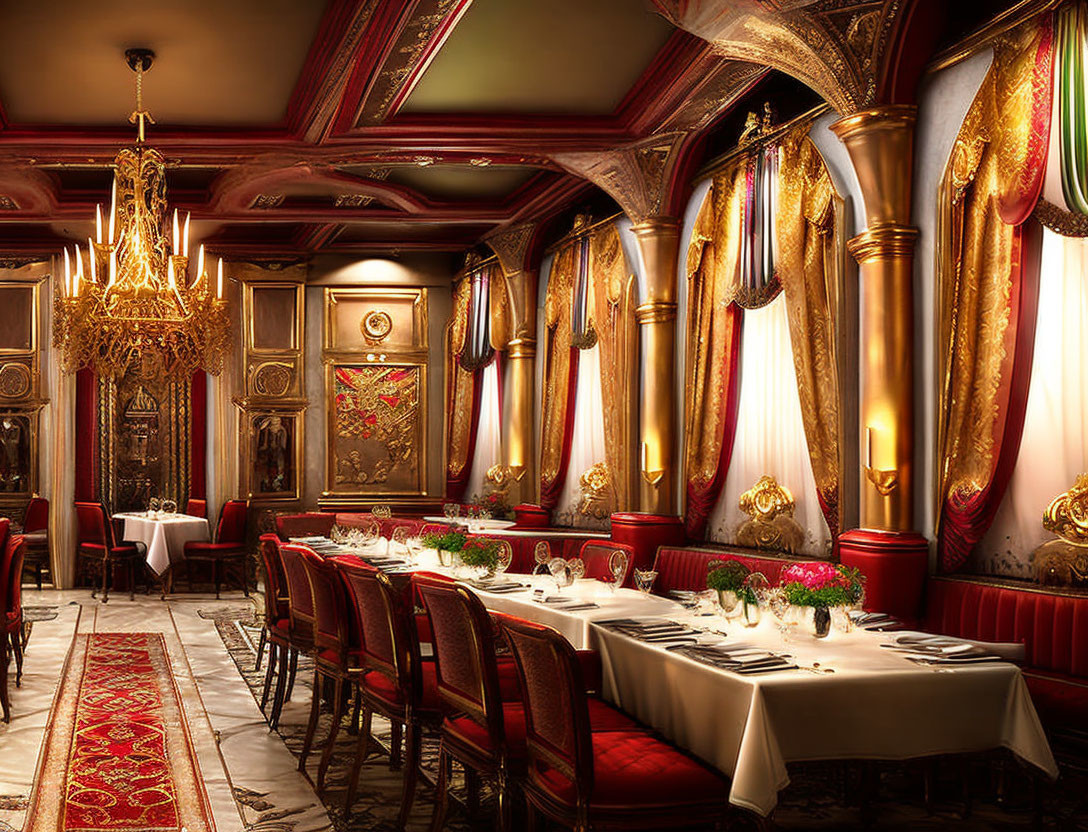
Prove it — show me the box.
[322,535,1059,818]
[114,511,210,575]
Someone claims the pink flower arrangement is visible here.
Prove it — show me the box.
[779,562,864,608]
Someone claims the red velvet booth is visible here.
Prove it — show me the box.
[275,511,336,541]
[650,545,804,596]
[925,576,1088,730]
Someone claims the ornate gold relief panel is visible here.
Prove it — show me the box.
[0,268,47,519]
[98,370,190,512]
[326,364,424,496]
[238,274,307,504]
[324,287,427,358]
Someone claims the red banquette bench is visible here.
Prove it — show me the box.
[650,544,804,596]
[925,576,1088,730]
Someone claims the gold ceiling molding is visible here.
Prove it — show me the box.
[652,0,917,115]
[552,132,691,224]
[484,222,536,277]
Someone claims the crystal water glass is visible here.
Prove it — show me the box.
[633,568,657,595]
[608,550,628,592]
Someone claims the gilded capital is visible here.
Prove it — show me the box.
[831,104,917,228]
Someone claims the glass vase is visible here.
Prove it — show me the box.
[813,606,831,638]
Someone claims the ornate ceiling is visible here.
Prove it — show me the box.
[0,0,1026,259]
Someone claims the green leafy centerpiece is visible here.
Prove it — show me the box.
[778,562,865,637]
[706,559,764,626]
[421,530,468,567]
[459,537,502,575]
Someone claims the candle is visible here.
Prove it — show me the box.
[108,180,116,244]
[168,259,175,288]
[173,209,179,254]
[88,237,96,283]
[183,213,190,257]
[63,248,70,296]
[108,249,116,290]
[196,245,204,281]
[95,205,102,244]
[216,257,223,298]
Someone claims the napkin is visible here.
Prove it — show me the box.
[892,632,1025,662]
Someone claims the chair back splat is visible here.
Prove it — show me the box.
[297,546,351,662]
[277,543,316,647]
[416,575,504,734]
[22,497,48,533]
[257,534,289,624]
[184,498,207,519]
[501,617,592,793]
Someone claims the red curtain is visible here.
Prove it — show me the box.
[190,371,207,500]
[939,220,1042,570]
[684,303,743,539]
[74,368,97,502]
[540,347,579,511]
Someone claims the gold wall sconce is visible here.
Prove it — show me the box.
[640,441,665,486]
[864,426,899,496]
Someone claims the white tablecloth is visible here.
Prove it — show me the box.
[116,513,210,575]
[337,539,1058,816]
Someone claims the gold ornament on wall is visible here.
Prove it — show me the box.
[362,310,394,344]
[578,462,612,520]
[735,475,804,553]
[1032,475,1088,586]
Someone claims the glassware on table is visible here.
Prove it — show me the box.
[548,557,575,594]
[406,537,422,565]
[740,573,768,628]
[633,568,658,595]
[765,588,796,641]
[568,557,585,580]
[437,547,454,568]
[161,499,177,514]
[607,550,628,591]
[495,541,513,575]
[479,509,492,521]
[443,503,460,519]
[330,525,346,544]
[148,497,160,517]
[390,526,409,554]
[533,541,551,574]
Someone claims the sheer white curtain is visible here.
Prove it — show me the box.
[978,228,1088,577]
[466,359,502,501]
[555,343,607,528]
[708,294,830,555]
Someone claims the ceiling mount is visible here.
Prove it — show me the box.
[125,48,155,73]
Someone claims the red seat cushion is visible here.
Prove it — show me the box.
[445,698,639,762]
[497,656,521,701]
[78,542,141,558]
[363,662,442,713]
[535,729,727,810]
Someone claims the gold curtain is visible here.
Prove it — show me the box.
[489,265,511,351]
[684,159,746,503]
[539,245,576,506]
[445,276,475,484]
[937,19,1052,513]
[588,224,636,512]
[776,129,842,532]
[936,17,1053,570]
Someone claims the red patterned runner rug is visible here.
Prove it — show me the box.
[26,632,215,832]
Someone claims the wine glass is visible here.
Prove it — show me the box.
[608,550,628,592]
[496,542,513,576]
[406,536,422,566]
[548,557,574,594]
[443,503,459,519]
[569,558,585,580]
[765,588,794,641]
[633,568,658,595]
[391,526,409,556]
[533,542,551,574]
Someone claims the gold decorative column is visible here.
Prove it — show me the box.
[486,222,540,506]
[504,270,537,505]
[831,105,918,531]
[632,218,680,514]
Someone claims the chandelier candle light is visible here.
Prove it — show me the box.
[53,48,230,381]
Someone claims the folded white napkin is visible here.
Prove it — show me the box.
[893,631,1025,662]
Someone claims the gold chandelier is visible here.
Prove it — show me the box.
[53,48,231,381]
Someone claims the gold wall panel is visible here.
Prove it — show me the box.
[242,408,302,501]
[97,370,190,512]
[324,287,427,357]
[0,285,34,353]
[326,363,425,496]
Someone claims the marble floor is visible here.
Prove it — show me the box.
[0,589,334,832]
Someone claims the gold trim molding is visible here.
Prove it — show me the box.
[635,301,678,325]
[847,224,920,263]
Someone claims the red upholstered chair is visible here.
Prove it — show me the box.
[578,541,635,587]
[2,534,26,698]
[275,511,337,542]
[296,545,357,793]
[0,520,12,722]
[75,501,147,602]
[19,497,49,590]
[503,616,730,831]
[184,499,249,599]
[256,534,291,715]
[338,561,442,825]
[269,540,317,730]
[185,498,207,518]
[416,576,522,831]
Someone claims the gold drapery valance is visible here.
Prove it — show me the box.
[683,131,842,537]
[776,128,842,530]
[937,18,1052,506]
[445,276,476,483]
[540,225,635,513]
